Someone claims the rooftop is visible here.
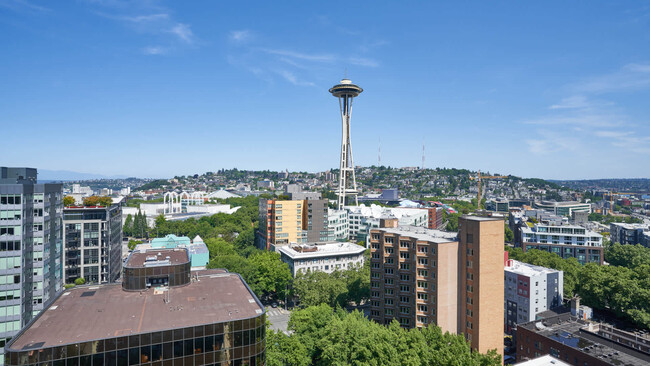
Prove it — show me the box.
[125,248,189,268]
[461,215,504,222]
[514,355,570,366]
[8,272,264,351]
[519,315,650,366]
[278,241,366,259]
[538,201,590,207]
[345,204,426,219]
[505,260,561,277]
[374,225,458,244]
[610,222,649,230]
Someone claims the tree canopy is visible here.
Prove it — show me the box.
[293,252,370,308]
[82,195,112,207]
[266,304,501,366]
[63,195,76,206]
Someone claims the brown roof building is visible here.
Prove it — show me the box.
[5,248,266,366]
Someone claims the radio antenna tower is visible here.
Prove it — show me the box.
[422,140,426,170]
[329,78,363,209]
[378,137,382,167]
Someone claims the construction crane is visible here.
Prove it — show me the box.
[469,170,508,209]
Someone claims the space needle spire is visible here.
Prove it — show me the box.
[329,78,363,210]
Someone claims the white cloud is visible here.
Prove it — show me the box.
[89,2,196,53]
[274,70,314,86]
[524,113,624,128]
[348,57,379,67]
[525,130,583,155]
[229,30,251,42]
[261,48,336,63]
[572,63,650,93]
[123,13,168,23]
[0,0,51,12]
[170,23,193,44]
[549,95,589,110]
[142,46,167,55]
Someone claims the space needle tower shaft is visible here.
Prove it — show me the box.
[329,78,363,210]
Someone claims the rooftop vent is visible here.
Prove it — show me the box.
[80,291,96,297]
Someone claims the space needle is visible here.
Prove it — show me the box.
[329,78,363,210]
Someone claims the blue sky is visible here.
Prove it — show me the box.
[2,1,650,179]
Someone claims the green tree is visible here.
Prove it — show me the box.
[123,214,133,237]
[63,195,76,206]
[97,196,112,206]
[83,196,100,206]
[266,330,311,366]
[74,278,86,285]
[128,239,142,251]
[282,305,501,366]
[504,225,514,243]
[248,251,292,300]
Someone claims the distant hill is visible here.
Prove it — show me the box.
[550,178,650,192]
[38,170,130,181]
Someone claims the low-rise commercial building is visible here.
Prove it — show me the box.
[533,201,591,217]
[327,209,349,241]
[278,241,366,276]
[610,222,650,246]
[135,234,209,269]
[516,313,650,365]
[505,259,563,334]
[486,198,509,213]
[63,204,122,284]
[5,248,266,366]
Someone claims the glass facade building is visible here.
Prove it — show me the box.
[63,205,122,284]
[5,242,265,366]
[5,315,266,366]
[0,168,64,366]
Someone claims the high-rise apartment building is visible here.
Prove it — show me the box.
[369,215,505,360]
[0,167,64,365]
[257,199,328,250]
[458,216,504,359]
[62,204,122,284]
[368,219,459,332]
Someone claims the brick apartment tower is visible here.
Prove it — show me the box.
[458,216,504,359]
[368,218,459,333]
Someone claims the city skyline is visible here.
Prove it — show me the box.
[2,1,650,179]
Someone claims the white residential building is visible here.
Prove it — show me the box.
[504,259,563,334]
[327,209,349,241]
[520,223,602,247]
[345,204,428,243]
[277,241,366,276]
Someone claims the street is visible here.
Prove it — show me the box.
[266,307,291,334]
